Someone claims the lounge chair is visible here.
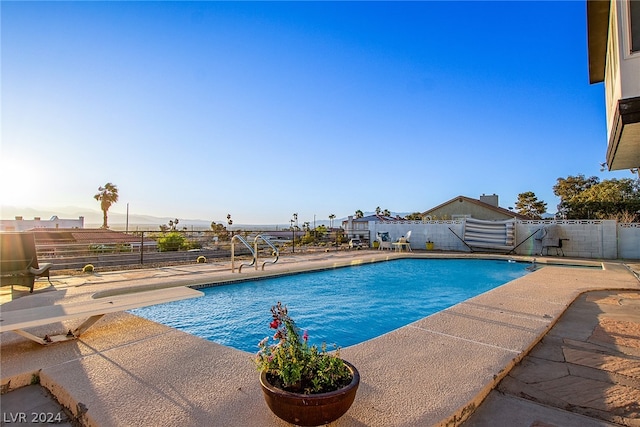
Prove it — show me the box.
[537,225,568,256]
[1,232,53,293]
[457,218,516,253]
[393,231,412,252]
[377,232,392,250]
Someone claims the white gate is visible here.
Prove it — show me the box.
[618,223,640,259]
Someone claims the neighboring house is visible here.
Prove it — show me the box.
[587,0,640,171]
[342,196,528,241]
[342,214,398,240]
[0,215,85,231]
[421,194,530,221]
[31,228,156,256]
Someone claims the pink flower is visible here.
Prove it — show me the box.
[303,330,309,342]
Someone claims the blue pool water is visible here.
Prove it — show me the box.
[130,259,530,352]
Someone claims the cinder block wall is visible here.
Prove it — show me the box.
[618,223,640,259]
[364,219,639,260]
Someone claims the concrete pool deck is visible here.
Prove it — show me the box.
[1,251,639,426]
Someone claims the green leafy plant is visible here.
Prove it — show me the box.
[255,302,352,394]
[157,232,188,252]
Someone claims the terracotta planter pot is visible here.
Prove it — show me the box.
[259,360,360,426]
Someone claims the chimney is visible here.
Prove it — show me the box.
[479,194,499,207]
[15,216,23,220]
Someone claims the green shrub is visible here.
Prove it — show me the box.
[188,240,203,250]
[196,255,207,263]
[157,232,188,252]
[83,264,95,273]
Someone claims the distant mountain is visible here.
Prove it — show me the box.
[1,205,418,231]
[0,205,215,230]
[0,205,336,231]
[1,206,98,223]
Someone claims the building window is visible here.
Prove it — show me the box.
[631,0,640,52]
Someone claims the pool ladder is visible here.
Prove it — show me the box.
[231,234,280,273]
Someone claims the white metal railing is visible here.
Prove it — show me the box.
[231,235,255,273]
[255,234,279,270]
[230,234,281,273]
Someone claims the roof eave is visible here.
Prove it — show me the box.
[422,195,529,220]
[587,0,610,84]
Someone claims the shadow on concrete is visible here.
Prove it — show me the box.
[463,290,640,427]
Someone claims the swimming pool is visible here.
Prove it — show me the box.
[131,259,531,352]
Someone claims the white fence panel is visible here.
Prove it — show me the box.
[362,219,640,260]
[618,223,640,259]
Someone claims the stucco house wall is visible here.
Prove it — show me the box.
[588,0,640,171]
[423,195,527,221]
[604,0,640,132]
[427,199,513,221]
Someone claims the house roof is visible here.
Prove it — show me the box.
[587,0,610,84]
[30,229,147,245]
[344,214,403,223]
[422,195,530,220]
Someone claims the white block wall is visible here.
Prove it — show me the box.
[364,219,639,260]
[618,223,640,259]
[369,220,468,252]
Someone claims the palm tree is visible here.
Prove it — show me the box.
[328,214,336,229]
[355,210,364,219]
[94,183,119,229]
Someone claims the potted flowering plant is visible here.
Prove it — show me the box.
[255,302,359,426]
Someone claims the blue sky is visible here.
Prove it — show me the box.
[1,1,632,225]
